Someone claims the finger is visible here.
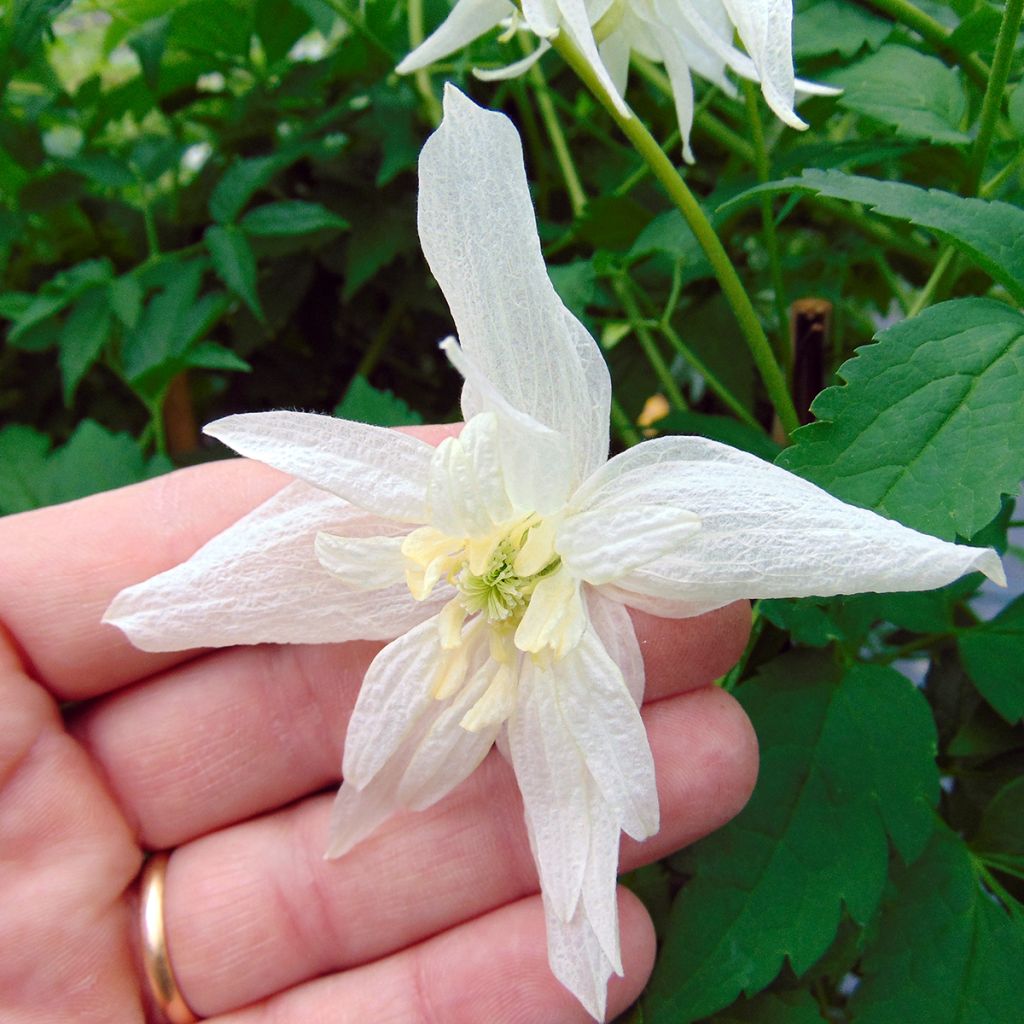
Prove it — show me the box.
[163,687,757,1015]
[0,629,143,1022]
[0,426,462,702]
[209,888,654,1024]
[73,602,750,848]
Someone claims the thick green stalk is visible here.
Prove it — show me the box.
[743,81,790,370]
[407,0,442,126]
[550,32,800,438]
[858,0,990,89]
[964,0,1024,196]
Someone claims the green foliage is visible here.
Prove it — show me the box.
[333,374,423,427]
[779,299,1024,539]
[645,654,939,1022]
[958,594,1024,722]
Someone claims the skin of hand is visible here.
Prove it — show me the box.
[0,425,758,1024]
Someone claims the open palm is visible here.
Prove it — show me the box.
[0,440,756,1023]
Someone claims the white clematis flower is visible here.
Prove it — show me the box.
[397,0,839,161]
[105,87,1003,1020]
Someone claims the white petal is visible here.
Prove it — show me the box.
[557,502,701,585]
[325,768,406,860]
[315,533,407,590]
[103,481,437,651]
[543,889,615,1021]
[557,0,632,116]
[441,339,575,515]
[597,583,727,620]
[584,586,644,705]
[552,628,659,839]
[796,77,842,97]
[426,412,514,536]
[599,30,630,97]
[514,566,587,659]
[719,0,805,129]
[204,412,433,523]
[418,86,611,486]
[508,657,590,921]
[472,39,552,80]
[396,0,515,74]
[573,436,1005,609]
[580,783,624,975]
[523,0,560,36]
[343,615,449,788]
[658,29,698,163]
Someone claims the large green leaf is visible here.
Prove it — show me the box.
[240,200,348,237]
[958,594,1024,723]
[58,284,112,404]
[794,0,891,58]
[205,225,264,320]
[644,654,938,1023]
[973,777,1024,859]
[827,45,969,144]
[850,826,1024,1024]
[719,171,1024,303]
[778,299,1024,540]
[334,374,422,427]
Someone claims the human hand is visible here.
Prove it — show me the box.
[0,435,756,1023]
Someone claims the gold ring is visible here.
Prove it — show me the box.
[138,853,200,1024]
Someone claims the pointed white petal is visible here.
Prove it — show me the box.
[418,87,611,485]
[441,339,574,515]
[557,502,701,585]
[522,0,560,36]
[315,533,407,590]
[574,436,1004,609]
[580,783,624,975]
[204,412,433,523]
[557,0,632,117]
[584,586,644,705]
[508,657,590,921]
[472,39,551,80]
[325,768,405,859]
[103,482,437,651]
[553,628,659,839]
[657,31,698,163]
[542,890,615,1021]
[599,30,630,97]
[426,412,514,536]
[796,77,842,97]
[343,615,449,788]
[396,0,515,74]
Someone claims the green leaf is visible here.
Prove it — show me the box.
[209,154,287,224]
[333,375,423,427]
[708,989,824,1024]
[759,595,877,649]
[826,45,970,145]
[574,195,653,252]
[0,420,171,515]
[719,171,1024,303]
[59,286,112,405]
[128,14,170,92]
[184,340,252,373]
[549,260,599,322]
[644,654,939,1022]
[110,275,143,328]
[794,0,891,58]
[205,225,264,320]
[343,205,415,300]
[7,258,113,344]
[655,410,781,461]
[973,777,1024,858]
[1010,85,1024,138]
[850,826,1024,1024]
[778,299,1024,540]
[958,594,1024,722]
[240,200,348,237]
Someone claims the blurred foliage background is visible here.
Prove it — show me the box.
[2,1,1024,1022]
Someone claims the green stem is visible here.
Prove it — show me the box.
[964,0,1024,196]
[907,247,957,317]
[614,275,689,411]
[858,0,990,89]
[526,51,587,216]
[611,396,643,447]
[550,31,799,439]
[321,0,395,60]
[743,80,790,370]
[407,0,442,126]
[981,147,1024,198]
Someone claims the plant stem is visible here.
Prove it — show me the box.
[907,247,957,317]
[527,54,587,216]
[407,0,442,126]
[858,0,990,89]
[550,31,799,439]
[964,0,1024,196]
[611,396,643,447]
[614,276,689,411]
[743,80,790,370]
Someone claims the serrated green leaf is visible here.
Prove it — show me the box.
[957,594,1024,722]
[59,286,112,405]
[850,826,1024,1024]
[240,200,348,237]
[778,299,1024,540]
[645,654,938,1023]
[794,0,891,58]
[709,989,824,1024]
[827,45,969,145]
[0,420,171,515]
[209,154,287,224]
[973,777,1024,858]
[759,595,876,649]
[109,275,143,328]
[719,171,1024,303]
[333,374,422,427]
[205,225,263,320]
